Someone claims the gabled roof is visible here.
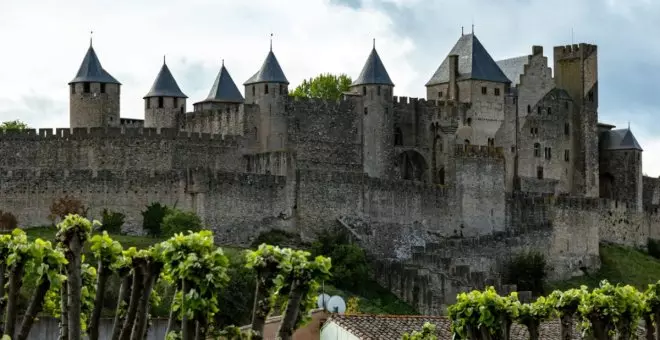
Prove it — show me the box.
[426,33,510,86]
[199,62,244,103]
[601,128,643,151]
[243,50,289,85]
[143,61,187,99]
[324,314,646,340]
[351,47,394,86]
[69,45,120,85]
[496,55,530,86]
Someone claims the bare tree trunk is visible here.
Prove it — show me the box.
[655,311,660,340]
[250,279,271,340]
[617,320,632,340]
[165,286,180,337]
[560,314,574,340]
[131,261,162,340]
[119,264,145,340]
[0,262,7,334]
[89,262,110,340]
[66,235,84,340]
[645,314,655,340]
[16,278,51,340]
[59,277,69,340]
[181,280,195,340]
[589,315,613,340]
[3,260,25,338]
[110,275,132,340]
[277,283,305,340]
[525,321,540,340]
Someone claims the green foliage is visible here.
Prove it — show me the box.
[213,250,257,328]
[346,296,360,314]
[448,287,519,339]
[55,214,98,245]
[647,238,660,259]
[0,210,18,231]
[0,119,29,131]
[99,209,125,234]
[142,202,169,237]
[89,231,124,270]
[401,322,437,340]
[577,280,645,337]
[290,73,352,100]
[80,261,98,332]
[504,250,547,295]
[311,228,370,292]
[161,209,203,237]
[250,229,306,249]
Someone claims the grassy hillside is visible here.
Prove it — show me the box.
[547,243,660,291]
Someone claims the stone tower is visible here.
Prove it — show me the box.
[193,60,244,113]
[143,58,188,129]
[598,125,643,211]
[351,42,395,179]
[554,43,599,197]
[69,40,121,128]
[244,46,289,151]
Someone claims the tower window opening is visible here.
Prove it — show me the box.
[544,147,552,160]
[564,149,570,162]
[564,123,570,135]
[173,97,178,108]
[394,127,403,146]
[534,143,541,157]
[494,88,500,96]
[466,117,472,126]
[264,84,269,94]
[71,85,75,95]
[565,101,569,109]
[158,97,164,108]
[588,91,594,102]
[537,106,541,114]
[537,166,544,179]
[547,107,551,115]
[438,91,443,98]
[481,86,487,95]
[527,105,531,113]
[252,86,255,96]
[362,86,367,96]
[488,138,494,147]
[377,86,381,96]
[146,98,151,109]
[438,167,445,185]
[100,83,106,94]
[83,82,90,93]
[364,107,368,115]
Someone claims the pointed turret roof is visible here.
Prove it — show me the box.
[144,59,187,98]
[69,44,120,85]
[200,62,244,103]
[426,33,510,86]
[243,50,289,85]
[352,45,394,87]
[601,128,643,151]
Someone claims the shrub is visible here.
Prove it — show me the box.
[99,209,125,234]
[0,210,18,230]
[504,250,547,295]
[250,229,305,249]
[648,238,660,259]
[311,227,370,291]
[161,209,203,237]
[141,202,169,237]
[48,195,87,223]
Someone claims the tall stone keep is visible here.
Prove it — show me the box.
[554,43,599,197]
[69,41,121,128]
[143,58,188,129]
[244,46,289,151]
[351,42,395,179]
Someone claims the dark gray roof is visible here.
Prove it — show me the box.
[426,34,510,86]
[496,55,530,86]
[143,62,187,98]
[200,63,244,103]
[244,50,289,85]
[351,47,394,86]
[69,45,120,85]
[601,128,643,151]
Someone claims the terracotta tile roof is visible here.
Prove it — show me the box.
[324,314,647,340]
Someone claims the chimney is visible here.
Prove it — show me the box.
[448,54,459,101]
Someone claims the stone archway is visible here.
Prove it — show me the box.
[395,150,429,182]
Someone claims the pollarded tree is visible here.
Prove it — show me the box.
[448,287,519,340]
[642,281,660,340]
[110,248,137,340]
[0,234,12,331]
[514,296,557,340]
[245,244,288,340]
[547,287,587,340]
[55,214,97,340]
[2,229,32,337]
[88,231,124,340]
[276,250,332,340]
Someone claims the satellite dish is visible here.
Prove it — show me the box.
[326,295,346,314]
[316,293,331,309]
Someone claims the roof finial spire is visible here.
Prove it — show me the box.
[472,23,475,34]
[90,30,93,47]
[373,38,376,49]
[163,55,166,65]
[461,26,464,36]
[222,58,224,66]
[628,121,631,129]
[270,33,273,51]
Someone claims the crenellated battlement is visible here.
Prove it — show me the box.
[554,43,597,61]
[0,127,245,146]
[454,144,504,159]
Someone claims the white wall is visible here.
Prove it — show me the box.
[320,321,359,340]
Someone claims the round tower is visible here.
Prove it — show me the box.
[69,40,121,128]
[243,43,289,151]
[143,57,188,129]
[350,41,395,179]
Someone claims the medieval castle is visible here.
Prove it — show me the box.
[2,32,660,314]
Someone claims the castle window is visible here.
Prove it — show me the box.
[544,147,552,160]
[565,149,570,162]
[364,107,368,115]
[494,88,500,96]
[83,82,90,93]
[534,143,541,157]
[438,91,443,98]
[362,86,366,96]
[466,117,472,126]
[481,86,487,95]
[464,139,470,145]
[71,85,75,94]
[146,98,151,109]
[264,84,269,94]
[537,166,544,179]
[158,97,164,108]
[488,138,494,147]
[280,84,286,95]
[100,83,106,94]
[252,86,255,96]
[537,106,541,114]
[511,145,515,153]
[377,86,381,96]
[588,91,594,102]
[394,127,403,146]
[564,123,570,135]
[385,107,389,115]
[547,107,551,115]
[527,105,531,114]
[565,101,569,109]
[173,97,178,108]
[438,167,445,185]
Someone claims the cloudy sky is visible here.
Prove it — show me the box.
[1,0,659,174]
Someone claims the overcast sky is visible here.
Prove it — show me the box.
[1,0,659,174]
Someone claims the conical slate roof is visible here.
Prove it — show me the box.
[426,33,510,86]
[69,45,120,85]
[144,61,187,98]
[201,62,244,103]
[351,47,394,86]
[601,128,643,151]
[244,50,289,85]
